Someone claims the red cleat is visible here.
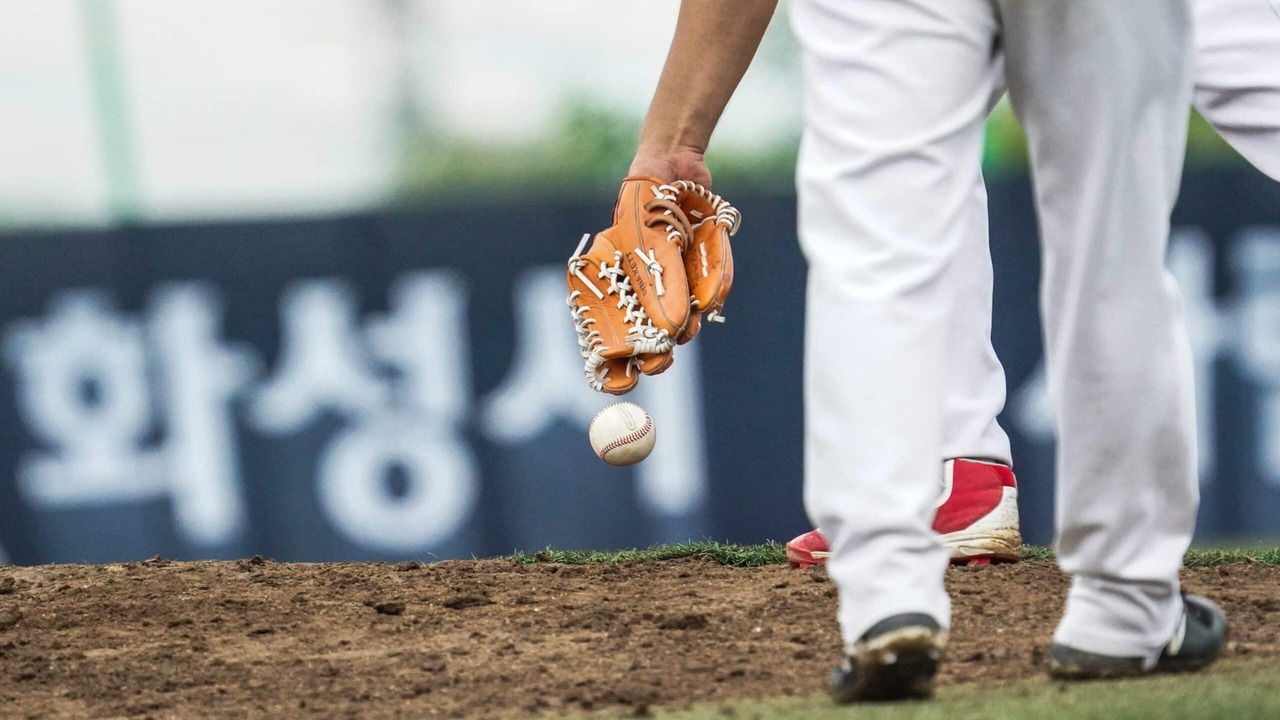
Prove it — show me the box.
[786,458,1022,568]
[786,528,832,569]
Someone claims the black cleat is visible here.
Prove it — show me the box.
[1047,593,1228,681]
[830,613,946,703]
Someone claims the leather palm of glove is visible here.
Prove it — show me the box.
[567,176,740,395]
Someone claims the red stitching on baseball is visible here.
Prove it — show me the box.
[596,412,653,460]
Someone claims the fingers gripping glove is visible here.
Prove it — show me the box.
[566,177,694,393]
[673,180,740,343]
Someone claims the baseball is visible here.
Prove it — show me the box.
[589,402,656,466]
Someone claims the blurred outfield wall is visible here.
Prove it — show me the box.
[0,165,1277,565]
[1,2,1275,564]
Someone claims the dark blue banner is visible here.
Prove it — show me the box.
[0,166,1277,565]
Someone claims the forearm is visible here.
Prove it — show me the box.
[635,0,779,159]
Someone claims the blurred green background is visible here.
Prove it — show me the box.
[0,0,1250,229]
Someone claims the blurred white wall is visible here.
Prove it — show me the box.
[0,0,399,227]
[116,0,398,221]
[0,2,109,225]
[415,1,799,146]
[0,1,800,228]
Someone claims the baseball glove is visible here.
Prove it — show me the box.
[673,180,740,343]
[567,176,741,394]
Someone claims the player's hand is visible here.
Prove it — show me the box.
[628,145,713,189]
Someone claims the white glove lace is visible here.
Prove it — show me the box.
[674,181,738,324]
[567,234,672,391]
[631,249,666,297]
[673,180,741,234]
[638,184,694,296]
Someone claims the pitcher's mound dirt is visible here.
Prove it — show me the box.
[0,557,1276,719]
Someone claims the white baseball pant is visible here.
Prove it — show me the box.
[793,0,1197,664]
[944,0,1280,473]
[937,0,1280,653]
[1193,0,1280,183]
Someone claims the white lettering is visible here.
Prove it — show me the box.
[481,267,708,519]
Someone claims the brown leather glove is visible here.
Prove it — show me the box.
[567,177,741,394]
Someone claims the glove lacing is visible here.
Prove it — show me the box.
[673,180,741,236]
[638,184,693,297]
[567,234,673,391]
[674,181,740,323]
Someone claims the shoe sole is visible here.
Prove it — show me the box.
[833,627,946,703]
[789,488,1023,569]
[786,543,1021,570]
[1046,656,1222,681]
[940,528,1022,566]
[1046,658,1147,681]
[786,546,830,570]
[1048,644,1225,681]
[939,486,1021,564]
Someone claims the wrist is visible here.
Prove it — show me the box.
[629,145,710,187]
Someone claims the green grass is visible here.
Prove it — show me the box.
[505,540,788,568]
[1183,547,1280,567]
[504,541,1280,568]
[625,660,1280,720]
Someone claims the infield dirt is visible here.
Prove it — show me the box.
[0,557,1276,719]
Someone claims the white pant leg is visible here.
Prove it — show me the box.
[939,0,1279,479]
[1194,0,1280,182]
[999,0,1198,662]
[940,0,1280,466]
[942,86,1013,466]
[791,0,1001,646]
